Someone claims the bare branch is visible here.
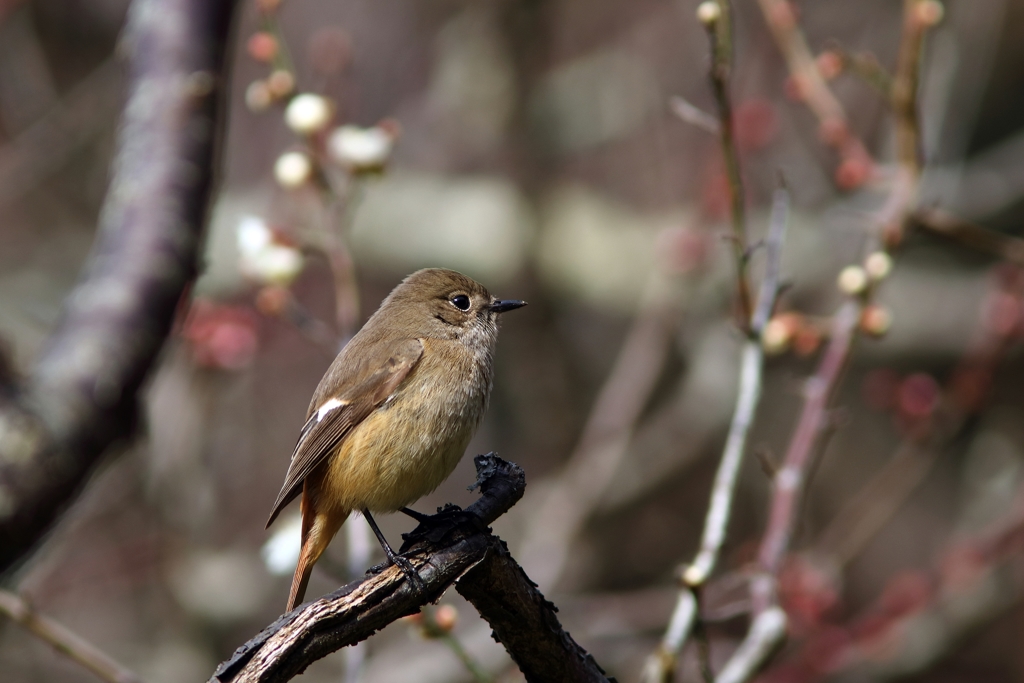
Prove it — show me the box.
[0,589,144,683]
[641,188,790,683]
[702,0,753,326]
[753,0,874,180]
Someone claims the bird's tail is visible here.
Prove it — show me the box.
[287,485,347,611]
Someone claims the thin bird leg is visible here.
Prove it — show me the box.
[363,509,426,592]
[399,507,431,523]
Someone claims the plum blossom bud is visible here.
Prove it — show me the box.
[245,80,273,112]
[327,124,395,172]
[266,69,295,99]
[837,265,868,295]
[237,215,304,285]
[762,317,792,355]
[247,32,278,63]
[696,1,721,26]
[864,252,893,281]
[284,93,333,135]
[916,0,944,27]
[274,151,313,189]
[860,304,892,337]
[432,605,458,634]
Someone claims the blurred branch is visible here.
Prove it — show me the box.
[211,455,610,683]
[0,589,143,683]
[641,188,790,683]
[819,267,1024,566]
[701,0,753,327]
[910,208,1024,266]
[780,478,1024,682]
[0,0,236,573]
[891,0,927,178]
[518,279,679,589]
[754,0,874,179]
[717,301,860,682]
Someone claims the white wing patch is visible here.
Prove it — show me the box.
[316,398,346,422]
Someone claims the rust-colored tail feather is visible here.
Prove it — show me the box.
[286,485,348,611]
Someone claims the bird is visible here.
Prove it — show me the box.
[266,268,526,610]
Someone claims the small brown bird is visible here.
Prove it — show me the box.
[266,268,525,610]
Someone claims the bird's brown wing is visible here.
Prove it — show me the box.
[265,338,424,528]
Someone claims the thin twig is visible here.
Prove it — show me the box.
[703,0,753,326]
[670,96,720,134]
[0,590,144,683]
[911,208,1024,265]
[891,0,927,177]
[640,189,789,683]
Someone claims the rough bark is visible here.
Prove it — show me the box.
[211,455,612,683]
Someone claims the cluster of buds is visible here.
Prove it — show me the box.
[237,215,304,286]
[835,252,894,336]
[267,89,398,190]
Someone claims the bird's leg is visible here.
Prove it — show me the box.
[363,509,426,592]
[399,507,431,523]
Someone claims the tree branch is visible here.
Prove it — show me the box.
[211,455,611,683]
[0,589,144,683]
[0,0,236,574]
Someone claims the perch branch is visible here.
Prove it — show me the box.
[0,0,236,574]
[211,455,610,683]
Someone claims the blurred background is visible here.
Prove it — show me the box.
[2,0,1024,681]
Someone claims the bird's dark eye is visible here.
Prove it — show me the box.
[450,294,471,311]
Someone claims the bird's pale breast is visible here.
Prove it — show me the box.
[319,337,491,514]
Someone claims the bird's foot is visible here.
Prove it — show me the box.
[401,504,483,547]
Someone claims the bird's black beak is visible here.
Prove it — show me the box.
[489,299,527,313]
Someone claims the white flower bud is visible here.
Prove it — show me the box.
[284,93,333,135]
[864,251,893,281]
[837,265,869,295]
[274,151,313,189]
[327,125,394,172]
[245,80,272,112]
[697,1,721,26]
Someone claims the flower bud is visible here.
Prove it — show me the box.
[247,32,278,63]
[245,80,273,112]
[837,265,868,295]
[327,124,395,172]
[267,69,295,99]
[696,1,721,26]
[860,305,892,337]
[762,316,794,355]
[916,0,944,27]
[274,151,313,189]
[864,252,893,281]
[285,93,333,135]
[433,605,458,634]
